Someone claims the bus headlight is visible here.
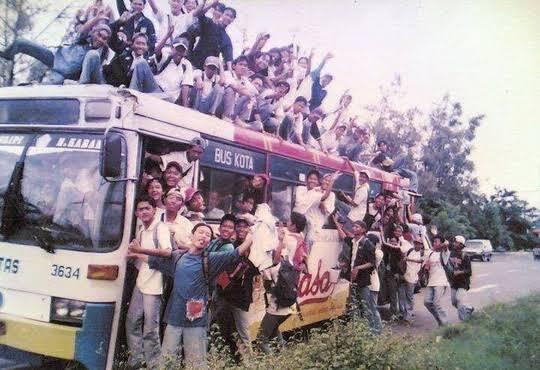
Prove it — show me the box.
[51,298,87,326]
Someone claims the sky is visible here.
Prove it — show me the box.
[31,0,540,208]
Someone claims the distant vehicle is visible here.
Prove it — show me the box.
[533,248,540,260]
[464,239,493,262]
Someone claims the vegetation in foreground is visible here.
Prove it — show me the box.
[197,294,540,370]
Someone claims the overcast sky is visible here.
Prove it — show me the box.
[36,0,540,208]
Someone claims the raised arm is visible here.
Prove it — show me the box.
[311,52,333,80]
[116,0,128,15]
[147,0,159,15]
[79,10,110,36]
[332,213,347,240]
[192,0,219,18]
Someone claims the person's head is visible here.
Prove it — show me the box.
[280,48,290,63]
[413,235,423,250]
[185,188,205,212]
[191,223,214,250]
[374,193,385,208]
[268,48,281,66]
[130,0,146,14]
[377,140,388,153]
[184,0,198,12]
[187,137,207,162]
[306,169,321,190]
[253,51,269,71]
[135,194,156,225]
[321,173,333,191]
[233,55,249,76]
[340,94,352,108]
[212,2,226,20]
[164,188,184,213]
[90,24,111,49]
[367,233,380,246]
[131,33,149,56]
[235,218,250,241]
[293,96,308,114]
[143,158,162,179]
[288,212,307,233]
[251,174,267,190]
[220,7,236,27]
[454,235,466,250]
[389,236,399,245]
[353,127,367,141]
[358,171,369,185]
[240,196,255,213]
[393,224,404,239]
[411,213,423,225]
[275,81,290,97]
[297,57,309,77]
[219,214,236,240]
[168,0,182,15]
[433,236,445,250]
[163,161,183,189]
[308,108,324,123]
[145,178,164,203]
[250,74,264,93]
[351,220,367,237]
[171,37,189,62]
[203,56,220,78]
[208,191,221,209]
[321,73,333,88]
[335,125,347,138]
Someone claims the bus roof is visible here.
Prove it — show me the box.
[0,85,408,191]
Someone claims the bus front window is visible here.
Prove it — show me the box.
[0,133,126,251]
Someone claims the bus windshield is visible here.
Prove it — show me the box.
[0,132,125,252]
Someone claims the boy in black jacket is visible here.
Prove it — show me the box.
[449,235,474,320]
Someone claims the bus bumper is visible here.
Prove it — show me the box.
[0,303,115,370]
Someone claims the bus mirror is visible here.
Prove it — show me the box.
[101,132,123,178]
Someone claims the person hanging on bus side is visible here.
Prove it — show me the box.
[448,235,474,321]
[125,195,172,369]
[258,213,307,354]
[235,196,257,226]
[398,233,424,323]
[184,188,206,222]
[145,178,166,210]
[0,19,111,85]
[366,234,384,306]
[364,193,385,230]
[341,159,370,224]
[162,161,185,193]
[110,0,156,54]
[293,169,322,215]
[147,137,207,189]
[128,223,252,368]
[304,172,338,247]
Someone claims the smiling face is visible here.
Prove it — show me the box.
[131,0,145,14]
[321,175,332,191]
[251,175,266,189]
[165,193,183,213]
[235,221,249,241]
[184,0,197,12]
[192,225,212,250]
[188,193,205,212]
[219,219,235,241]
[352,222,366,237]
[91,28,110,49]
[146,180,163,202]
[306,173,320,190]
[374,195,385,208]
[233,58,249,76]
[164,166,182,188]
[132,35,148,56]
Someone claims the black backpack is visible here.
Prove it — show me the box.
[272,260,300,308]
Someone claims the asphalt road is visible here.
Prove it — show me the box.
[388,252,540,335]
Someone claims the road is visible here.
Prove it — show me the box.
[387,252,540,335]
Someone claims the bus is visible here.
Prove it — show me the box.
[0,85,412,369]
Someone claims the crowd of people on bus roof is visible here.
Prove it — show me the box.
[0,0,418,192]
[117,135,474,367]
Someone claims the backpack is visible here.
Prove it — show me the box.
[272,259,300,308]
[150,55,187,75]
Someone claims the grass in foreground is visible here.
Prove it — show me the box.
[201,294,540,370]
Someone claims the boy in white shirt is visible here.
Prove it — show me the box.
[423,236,451,326]
[125,195,172,368]
[399,235,424,323]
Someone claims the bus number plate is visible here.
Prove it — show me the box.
[51,264,80,280]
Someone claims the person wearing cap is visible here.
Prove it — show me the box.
[148,137,208,188]
[407,210,428,250]
[399,234,424,323]
[184,187,206,222]
[192,55,225,114]
[309,52,334,111]
[0,16,111,85]
[449,235,474,320]
[343,159,370,223]
[104,32,152,88]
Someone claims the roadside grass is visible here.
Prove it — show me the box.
[200,294,540,370]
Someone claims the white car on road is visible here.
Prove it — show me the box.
[463,239,493,262]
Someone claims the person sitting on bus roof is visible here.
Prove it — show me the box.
[125,195,172,369]
[278,96,309,147]
[258,212,307,354]
[182,1,225,54]
[145,178,166,210]
[184,187,206,222]
[302,107,326,153]
[205,191,226,219]
[234,74,268,130]
[146,0,204,44]
[128,223,252,368]
[220,55,259,122]
[371,140,419,192]
[256,80,290,134]
[162,161,185,193]
[0,20,111,85]
[110,0,156,55]
[103,32,152,88]
[309,52,334,111]
[191,56,225,115]
[320,124,347,156]
[147,137,207,188]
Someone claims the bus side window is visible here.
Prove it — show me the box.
[269,180,294,222]
[198,166,244,220]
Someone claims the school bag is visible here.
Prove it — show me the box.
[272,259,301,308]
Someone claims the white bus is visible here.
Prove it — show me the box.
[0,85,411,369]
